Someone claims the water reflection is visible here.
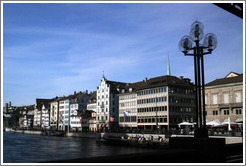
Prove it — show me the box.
[3,132,157,163]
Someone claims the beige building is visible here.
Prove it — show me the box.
[118,75,196,130]
[205,72,243,123]
[118,88,137,129]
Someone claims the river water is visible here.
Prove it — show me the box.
[3,132,159,163]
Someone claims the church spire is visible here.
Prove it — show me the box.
[167,53,171,76]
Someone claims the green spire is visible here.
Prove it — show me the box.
[167,53,171,76]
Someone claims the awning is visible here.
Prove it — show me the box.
[178,122,194,127]
[206,121,221,126]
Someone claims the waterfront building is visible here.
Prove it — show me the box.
[69,91,90,132]
[18,105,34,128]
[118,75,196,130]
[87,91,97,131]
[49,97,61,129]
[205,72,243,123]
[34,98,52,128]
[70,110,83,132]
[58,97,70,131]
[118,84,138,130]
[96,75,127,131]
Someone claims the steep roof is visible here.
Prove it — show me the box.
[106,80,129,93]
[70,92,88,104]
[87,91,97,104]
[205,73,243,87]
[36,98,53,110]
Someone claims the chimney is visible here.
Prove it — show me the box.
[144,77,148,82]
[184,78,191,83]
[86,90,88,94]
[74,91,76,95]
[9,101,11,107]
[179,76,184,80]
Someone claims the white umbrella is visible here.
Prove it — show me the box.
[206,121,221,126]
[221,121,237,125]
[178,122,193,128]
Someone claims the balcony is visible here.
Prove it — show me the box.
[219,102,243,108]
[88,120,97,124]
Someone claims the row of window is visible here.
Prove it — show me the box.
[119,94,136,100]
[169,106,193,112]
[98,116,108,121]
[100,89,108,93]
[169,116,194,123]
[137,87,167,96]
[98,95,109,99]
[119,116,137,122]
[120,101,137,107]
[59,101,70,104]
[137,97,167,104]
[119,109,137,114]
[236,109,242,114]
[70,105,78,109]
[209,92,242,105]
[137,117,167,123]
[98,107,116,113]
[169,96,194,104]
[213,109,242,115]
[168,87,194,95]
[71,122,80,124]
[98,101,110,106]
[137,106,167,112]
[213,110,218,115]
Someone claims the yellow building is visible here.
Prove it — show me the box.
[205,72,243,123]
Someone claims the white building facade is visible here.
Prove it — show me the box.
[41,104,50,128]
[59,99,70,131]
[50,99,59,129]
[96,76,124,131]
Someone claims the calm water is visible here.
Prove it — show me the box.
[3,132,158,163]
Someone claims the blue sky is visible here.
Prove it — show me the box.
[3,3,243,106]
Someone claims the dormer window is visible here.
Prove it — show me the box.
[129,88,132,92]
[121,89,125,93]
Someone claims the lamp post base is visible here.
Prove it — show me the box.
[194,128,208,138]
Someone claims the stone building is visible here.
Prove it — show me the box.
[205,72,243,123]
[3,102,17,114]
[118,75,196,130]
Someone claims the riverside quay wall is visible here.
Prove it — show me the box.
[4,128,243,144]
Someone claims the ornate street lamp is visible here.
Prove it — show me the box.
[179,21,217,138]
